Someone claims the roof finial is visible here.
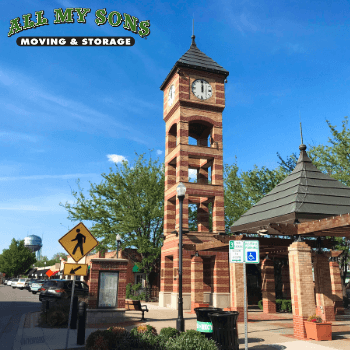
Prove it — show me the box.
[191,17,196,46]
[299,112,306,151]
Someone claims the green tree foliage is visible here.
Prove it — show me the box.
[224,160,288,232]
[61,153,164,294]
[0,239,36,277]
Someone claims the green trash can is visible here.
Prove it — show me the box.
[209,311,239,350]
[194,307,223,339]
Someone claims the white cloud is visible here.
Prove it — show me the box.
[107,154,127,163]
[156,150,163,155]
[0,173,97,181]
[0,131,37,143]
[188,169,197,179]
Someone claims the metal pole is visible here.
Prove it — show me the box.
[65,276,76,350]
[243,262,248,350]
[176,195,184,332]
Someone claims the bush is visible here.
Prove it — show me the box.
[131,324,158,336]
[276,299,282,312]
[159,327,180,339]
[258,300,263,310]
[39,299,71,327]
[86,330,116,350]
[166,330,218,350]
[281,300,292,312]
[132,282,142,292]
[126,283,133,299]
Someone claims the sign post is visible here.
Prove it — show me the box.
[59,222,98,349]
[229,240,259,350]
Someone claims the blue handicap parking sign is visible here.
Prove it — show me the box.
[246,251,257,262]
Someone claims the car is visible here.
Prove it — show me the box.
[30,280,46,294]
[16,278,29,290]
[25,279,39,291]
[39,280,89,302]
[11,278,19,288]
[6,279,13,286]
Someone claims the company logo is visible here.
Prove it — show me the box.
[8,8,150,47]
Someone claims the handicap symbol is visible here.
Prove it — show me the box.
[247,251,256,261]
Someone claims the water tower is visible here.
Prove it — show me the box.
[24,235,42,260]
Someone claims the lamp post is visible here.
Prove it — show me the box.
[116,234,121,258]
[176,182,186,332]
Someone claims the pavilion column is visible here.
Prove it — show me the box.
[281,262,291,299]
[329,258,345,315]
[212,252,230,308]
[159,255,173,307]
[229,262,244,322]
[314,254,335,321]
[261,258,276,313]
[191,255,208,313]
[288,241,316,340]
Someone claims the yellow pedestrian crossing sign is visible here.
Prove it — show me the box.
[59,222,98,262]
[63,263,88,276]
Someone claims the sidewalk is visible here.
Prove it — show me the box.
[13,303,350,350]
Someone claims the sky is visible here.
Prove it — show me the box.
[1,0,350,260]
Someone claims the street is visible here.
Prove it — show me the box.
[0,284,41,350]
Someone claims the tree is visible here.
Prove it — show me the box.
[224,160,288,232]
[0,239,36,277]
[52,252,67,261]
[61,153,164,298]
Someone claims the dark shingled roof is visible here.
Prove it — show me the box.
[160,36,229,90]
[230,144,350,234]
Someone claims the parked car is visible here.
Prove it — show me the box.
[7,279,13,286]
[25,279,39,291]
[30,280,46,294]
[16,278,29,290]
[11,278,19,288]
[39,280,89,301]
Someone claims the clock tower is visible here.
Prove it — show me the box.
[159,36,230,309]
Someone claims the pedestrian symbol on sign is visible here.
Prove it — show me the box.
[247,251,256,261]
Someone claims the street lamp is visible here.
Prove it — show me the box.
[116,234,121,258]
[176,182,186,332]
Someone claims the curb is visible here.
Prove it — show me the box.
[13,313,26,350]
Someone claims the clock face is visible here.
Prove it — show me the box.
[192,79,212,100]
[168,85,175,106]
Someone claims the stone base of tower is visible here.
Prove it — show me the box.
[159,292,172,308]
[159,292,192,310]
[212,293,230,308]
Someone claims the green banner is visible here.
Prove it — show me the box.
[197,321,213,333]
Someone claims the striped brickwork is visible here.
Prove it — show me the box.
[314,254,335,322]
[161,65,228,308]
[288,242,316,339]
[191,255,209,312]
[281,264,291,299]
[329,260,345,315]
[229,262,245,322]
[261,258,276,314]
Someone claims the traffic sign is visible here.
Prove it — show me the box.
[229,241,244,263]
[59,222,98,262]
[63,263,88,276]
[229,240,259,264]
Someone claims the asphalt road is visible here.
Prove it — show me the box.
[0,284,41,350]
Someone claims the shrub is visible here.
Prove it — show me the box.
[131,324,158,336]
[258,300,263,310]
[166,330,218,350]
[276,299,282,312]
[159,327,180,339]
[39,299,71,327]
[132,282,142,292]
[126,283,132,299]
[281,300,292,313]
[86,330,116,350]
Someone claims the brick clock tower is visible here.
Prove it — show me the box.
[159,36,230,309]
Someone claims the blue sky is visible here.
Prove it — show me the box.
[1,0,350,260]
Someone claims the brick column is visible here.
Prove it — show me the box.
[329,259,344,315]
[160,255,173,293]
[281,263,291,299]
[229,262,244,322]
[212,252,230,308]
[261,258,276,313]
[314,254,335,322]
[191,255,208,312]
[164,199,176,235]
[212,194,225,233]
[288,242,316,340]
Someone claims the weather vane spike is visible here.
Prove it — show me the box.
[191,16,196,46]
[299,111,304,145]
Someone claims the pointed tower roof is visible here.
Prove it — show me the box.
[160,35,229,90]
[230,144,350,234]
